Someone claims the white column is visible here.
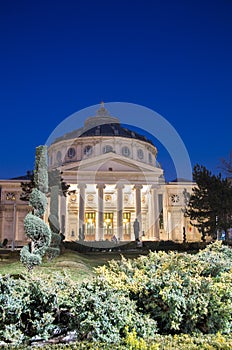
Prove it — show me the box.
[134,184,143,235]
[97,184,105,240]
[151,185,160,240]
[116,184,124,240]
[78,184,86,238]
[148,188,153,239]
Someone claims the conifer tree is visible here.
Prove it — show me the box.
[20,146,51,271]
[185,164,232,240]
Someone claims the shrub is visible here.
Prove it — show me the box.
[0,274,57,345]
[56,276,157,343]
[96,241,232,335]
[0,273,157,346]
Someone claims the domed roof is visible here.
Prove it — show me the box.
[79,123,154,145]
[53,103,154,146]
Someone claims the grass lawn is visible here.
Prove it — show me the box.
[0,248,146,282]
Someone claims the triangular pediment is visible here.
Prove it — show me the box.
[61,152,163,175]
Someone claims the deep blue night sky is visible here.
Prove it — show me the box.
[0,0,231,181]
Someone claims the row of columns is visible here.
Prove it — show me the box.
[73,183,161,240]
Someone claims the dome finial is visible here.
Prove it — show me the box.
[97,101,109,117]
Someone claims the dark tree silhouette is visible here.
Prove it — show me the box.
[185,164,232,240]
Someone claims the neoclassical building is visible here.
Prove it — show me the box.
[0,105,201,247]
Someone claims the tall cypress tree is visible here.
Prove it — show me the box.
[20,146,51,271]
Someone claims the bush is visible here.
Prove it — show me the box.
[1,333,232,349]
[0,273,157,346]
[60,277,157,343]
[1,242,232,346]
[0,274,58,345]
[96,241,232,334]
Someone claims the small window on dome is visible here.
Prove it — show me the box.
[67,147,76,158]
[137,149,144,160]
[149,153,152,164]
[103,145,113,153]
[122,146,130,157]
[84,145,93,156]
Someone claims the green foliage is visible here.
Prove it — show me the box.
[4,242,232,346]
[20,245,42,271]
[20,145,51,271]
[185,164,232,238]
[96,241,232,335]
[46,246,60,261]
[23,213,51,255]
[34,145,48,193]
[0,273,156,346]
[1,333,232,349]
[0,274,57,345]
[29,188,47,217]
[61,277,157,343]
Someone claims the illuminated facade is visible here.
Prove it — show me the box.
[0,105,201,246]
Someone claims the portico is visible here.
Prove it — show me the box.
[64,181,163,241]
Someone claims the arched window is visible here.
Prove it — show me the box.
[122,146,130,157]
[137,149,144,160]
[67,147,76,158]
[84,145,93,156]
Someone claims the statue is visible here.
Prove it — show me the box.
[133,218,140,241]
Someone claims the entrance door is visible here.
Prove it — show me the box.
[104,212,114,240]
[85,212,96,240]
[123,212,131,240]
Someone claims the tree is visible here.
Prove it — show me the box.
[184,164,232,240]
[220,151,232,176]
[20,167,70,260]
[20,146,51,271]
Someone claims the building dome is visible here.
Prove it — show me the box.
[48,103,158,169]
[53,103,154,146]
